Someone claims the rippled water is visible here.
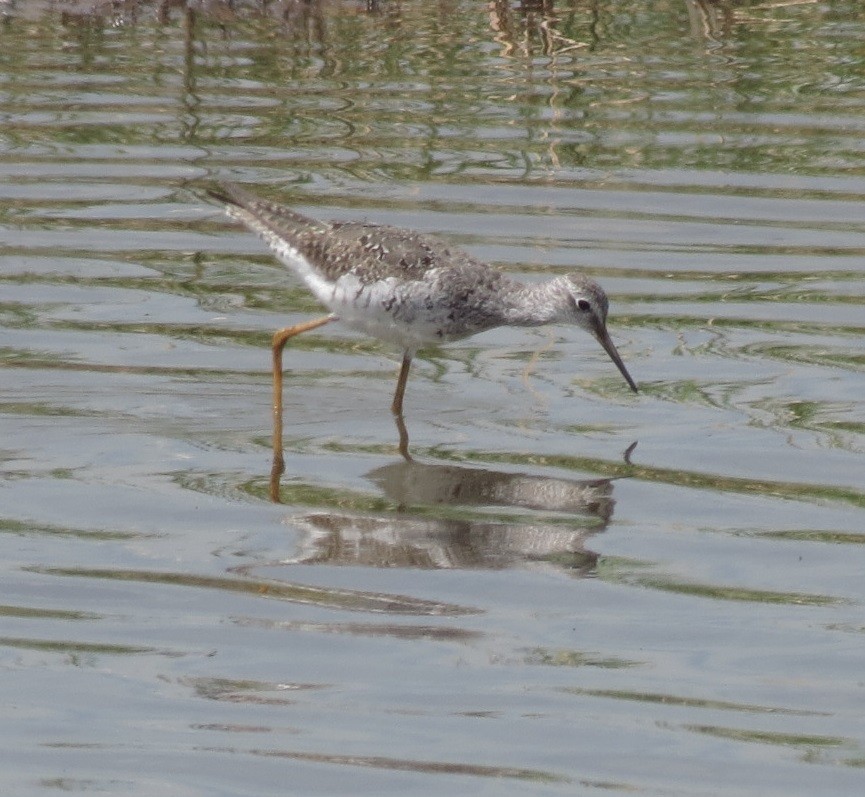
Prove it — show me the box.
[3,1,865,794]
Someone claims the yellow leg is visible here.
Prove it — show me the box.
[270,314,335,502]
[393,412,413,462]
[391,352,412,416]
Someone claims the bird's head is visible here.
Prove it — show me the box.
[562,274,638,394]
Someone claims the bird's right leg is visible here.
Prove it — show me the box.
[391,352,413,417]
[271,314,335,501]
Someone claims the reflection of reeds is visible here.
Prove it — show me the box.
[31,564,474,614]
[560,687,829,716]
[443,446,865,508]
[597,556,846,607]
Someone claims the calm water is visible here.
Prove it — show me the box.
[2,1,865,794]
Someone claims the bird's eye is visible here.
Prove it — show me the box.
[576,299,591,312]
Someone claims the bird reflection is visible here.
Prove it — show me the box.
[279,457,622,576]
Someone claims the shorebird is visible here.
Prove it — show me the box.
[208,183,638,460]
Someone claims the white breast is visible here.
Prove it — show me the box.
[326,273,457,351]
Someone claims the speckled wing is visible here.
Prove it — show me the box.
[208,182,505,290]
[323,221,462,284]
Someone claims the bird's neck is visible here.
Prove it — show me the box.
[499,277,571,327]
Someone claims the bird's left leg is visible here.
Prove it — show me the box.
[270,314,336,501]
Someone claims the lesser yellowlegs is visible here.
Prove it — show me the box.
[209,183,638,461]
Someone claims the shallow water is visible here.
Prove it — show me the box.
[2,1,865,794]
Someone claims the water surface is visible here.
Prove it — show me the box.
[2,1,865,795]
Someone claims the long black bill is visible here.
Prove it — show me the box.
[594,325,639,393]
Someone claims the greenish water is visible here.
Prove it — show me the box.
[2,1,865,795]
